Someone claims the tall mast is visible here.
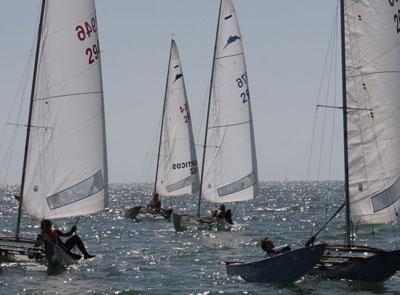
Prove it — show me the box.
[198,0,223,218]
[340,0,351,247]
[16,0,46,239]
[153,40,173,196]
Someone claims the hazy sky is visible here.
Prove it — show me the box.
[0,0,344,183]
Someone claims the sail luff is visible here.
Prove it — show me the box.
[16,0,47,239]
[153,40,173,196]
[198,0,223,217]
[94,3,109,203]
[340,0,351,246]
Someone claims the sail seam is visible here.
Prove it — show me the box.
[215,52,244,60]
[208,120,251,129]
[34,91,102,101]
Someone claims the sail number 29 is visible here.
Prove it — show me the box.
[75,17,100,65]
[236,73,249,103]
[389,0,400,33]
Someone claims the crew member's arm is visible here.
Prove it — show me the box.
[56,225,77,237]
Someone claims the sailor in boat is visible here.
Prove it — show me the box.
[35,220,95,260]
[210,204,233,224]
[147,193,162,213]
[261,238,291,257]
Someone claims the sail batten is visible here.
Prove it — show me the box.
[22,0,108,220]
[345,1,400,224]
[155,40,200,197]
[201,0,258,203]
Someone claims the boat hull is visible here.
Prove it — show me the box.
[125,206,173,221]
[309,245,400,282]
[172,213,231,232]
[0,236,44,261]
[226,244,326,283]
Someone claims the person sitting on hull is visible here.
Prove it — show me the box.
[211,204,233,225]
[261,238,291,257]
[36,219,95,260]
[147,193,162,213]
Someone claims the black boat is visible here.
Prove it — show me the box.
[226,244,326,283]
[125,206,173,221]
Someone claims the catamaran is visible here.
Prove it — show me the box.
[172,0,258,231]
[307,0,400,282]
[125,39,200,221]
[0,0,108,269]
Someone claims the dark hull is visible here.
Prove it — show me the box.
[309,244,400,282]
[172,213,231,232]
[125,206,173,221]
[226,244,326,283]
[0,236,44,261]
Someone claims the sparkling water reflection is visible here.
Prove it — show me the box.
[0,182,399,294]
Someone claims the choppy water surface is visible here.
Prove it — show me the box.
[0,182,399,294]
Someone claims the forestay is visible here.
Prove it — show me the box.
[23,0,108,219]
[345,1,400,223]
[155,40,200,196]
[202,0,258,203]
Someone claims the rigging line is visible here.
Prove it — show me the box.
[306,108,318,181]
[305,202,345,247]
[208,120,251,129]
[306,2,339,181]
[328,17,340,181]
[215,52,244,60]
[317,25,337,181]
[0,37,36,183]
[34,91,103,101]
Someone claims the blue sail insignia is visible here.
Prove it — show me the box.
[224,35,240,49]
[173,73,183,83]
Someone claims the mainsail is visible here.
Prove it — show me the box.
[155,40,200,196]
[201,0,258,203]
[22,0,108,220]
[345,1,400,224]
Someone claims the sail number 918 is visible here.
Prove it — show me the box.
[236,73,250,103]
[75,17,100,65]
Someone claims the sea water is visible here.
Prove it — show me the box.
[0,182,399,294]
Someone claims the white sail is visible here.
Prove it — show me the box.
[345,1,400,224]
[201,0,258,203]
[22,0,108,219]
[155,40,200,196]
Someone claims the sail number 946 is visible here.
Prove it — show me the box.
[75,17,100,65]
[236,73,250,103]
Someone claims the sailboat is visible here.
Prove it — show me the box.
[307,0,400,282]
[0,0,108,268]
[172,0,258,232]
[207,0,327,283]
[125,39,200,221]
